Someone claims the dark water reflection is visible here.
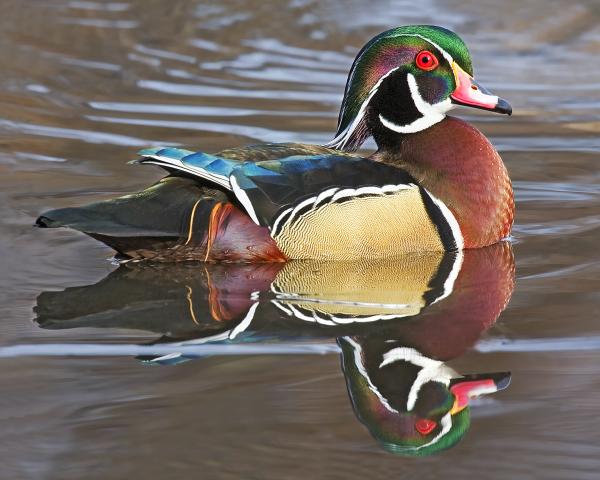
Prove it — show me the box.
[2,0,600,478]
[34,244,514,456]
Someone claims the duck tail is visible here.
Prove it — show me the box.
[35,176,222,259]
[35,175,286,262]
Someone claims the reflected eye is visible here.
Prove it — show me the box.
[415,418,437,435]
[415,50,439,71]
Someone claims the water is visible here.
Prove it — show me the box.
[1,0,600,478]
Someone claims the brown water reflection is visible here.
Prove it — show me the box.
[1,0,600,478]
[33,244,514,456]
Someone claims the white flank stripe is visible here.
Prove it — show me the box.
[272,183,416,237]
[274,295,412,310]
[330,184,413,203]
[271,206,293,235]
[330,188,355,203]
[230,174,261,225]
[313,187,339,208]
[381,184,414,193]
[324,312,411,324]
[285,196,323,227]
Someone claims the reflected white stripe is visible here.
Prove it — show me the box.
[431,250,464,305]
[229,302,259,339]
[380,347,457,410]
[345,337,399,414]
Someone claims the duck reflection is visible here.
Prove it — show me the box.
[339,334,510,456]
[35,242,515,455]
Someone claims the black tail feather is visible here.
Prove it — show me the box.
[35,176,228,258]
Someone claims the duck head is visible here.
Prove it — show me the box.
[327,25,511,151]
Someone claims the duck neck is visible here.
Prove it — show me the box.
[371,116,514,248]
[371,124,406,153]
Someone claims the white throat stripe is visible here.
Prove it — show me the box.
[379,73,452,134]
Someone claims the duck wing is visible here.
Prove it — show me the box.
[136,148,462,256]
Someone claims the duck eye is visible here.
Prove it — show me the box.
[415,50,439,71]
[415,418,437,435]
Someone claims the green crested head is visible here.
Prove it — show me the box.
[326,25,511,151]
[379,407,471,457]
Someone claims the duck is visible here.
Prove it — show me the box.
[36,25,513,262]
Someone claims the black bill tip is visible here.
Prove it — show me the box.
[495,97,512,116]
[493,371,512,390]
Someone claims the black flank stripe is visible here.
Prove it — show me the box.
[271,205,294,236]
[330,184,408,205]
[419,187,458,251]
[288,201,316,227]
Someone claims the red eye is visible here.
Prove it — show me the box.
[415,418,437,435]
[415,50,439,71]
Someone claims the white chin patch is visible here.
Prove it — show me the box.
[379,73,453,134]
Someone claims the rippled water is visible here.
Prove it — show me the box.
[1,0,600,478]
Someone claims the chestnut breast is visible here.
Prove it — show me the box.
[376,116,514,249]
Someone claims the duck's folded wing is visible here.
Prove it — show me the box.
[135,149,462,252]
[135,148,421,225]
[227,154,411,225]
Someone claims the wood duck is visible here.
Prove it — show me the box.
[36,24,513,261]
